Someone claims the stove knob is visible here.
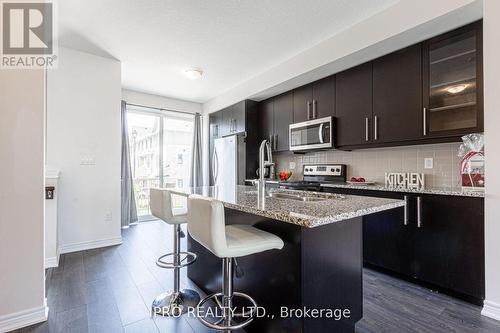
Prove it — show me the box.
[330,168,335,172]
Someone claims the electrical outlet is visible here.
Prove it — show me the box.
[104,212,113,222]
[424,158,434,169]
[289,161,296,170]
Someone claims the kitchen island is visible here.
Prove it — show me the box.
[170,185,404,333]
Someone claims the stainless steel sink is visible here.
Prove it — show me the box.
[268,192,328,202]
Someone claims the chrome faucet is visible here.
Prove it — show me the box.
[256,139,274,197]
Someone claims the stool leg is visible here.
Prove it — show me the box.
[222,257,233,327]
[152,224,200,316]
[173,225,181,293]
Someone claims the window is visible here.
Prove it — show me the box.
[127,105,194,220]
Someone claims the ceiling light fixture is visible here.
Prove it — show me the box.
[446,84,468,94]
[184,68,203,80]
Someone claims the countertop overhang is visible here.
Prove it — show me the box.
[170,185,405,228]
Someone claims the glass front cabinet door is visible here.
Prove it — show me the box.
[423,21,483,137]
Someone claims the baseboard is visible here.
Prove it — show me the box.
[0,302,48,332]
[482,300,500,322]
[58,236,123,254]
[44,256,58,268]
[44,249,60,268]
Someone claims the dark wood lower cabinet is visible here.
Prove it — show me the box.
[415,195,484,300]
[363,200,417,277]
[322,187,485,303]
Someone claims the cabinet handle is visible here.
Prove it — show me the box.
[374,115,379,141]
[403,195,409,226]
[307,101,312,120]
[312,100,317,119]
[423,108,427,136]
[232,119,236,132]
[365,117,369,141]
[273,134,278,150]
[417,196,422,228]
[269,135,273,150]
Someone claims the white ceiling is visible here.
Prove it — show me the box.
[59,0,399,103]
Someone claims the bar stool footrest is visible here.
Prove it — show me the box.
[156,251,197,269]
[197,292,257,331]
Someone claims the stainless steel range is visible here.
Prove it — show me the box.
[278,164,346,192]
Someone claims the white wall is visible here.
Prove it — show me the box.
[122,89,202,114]
[482,0,500,321]
[0,70,47,331]
[47,47,122,253]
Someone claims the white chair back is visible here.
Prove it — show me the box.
[150,188,174,222]
[187,195,227,258]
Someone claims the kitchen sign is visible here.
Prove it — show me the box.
[385,172,425,190]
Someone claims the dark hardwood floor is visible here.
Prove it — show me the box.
[10,220,500,333]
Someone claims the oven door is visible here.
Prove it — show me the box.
[289,116,332,151]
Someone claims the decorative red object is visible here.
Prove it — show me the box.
[460,151,484,188]
[279,171,292,181]
[350,177,366,183]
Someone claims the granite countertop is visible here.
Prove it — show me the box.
[169,185,405,228]
[258,179,484,198]
[318,183,484,198]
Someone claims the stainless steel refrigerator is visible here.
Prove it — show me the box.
[211,134,246,188]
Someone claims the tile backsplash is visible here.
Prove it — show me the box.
[274,143,463,188]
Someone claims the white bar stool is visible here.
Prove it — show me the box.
[150,188,200,316]
[187,194,284,331]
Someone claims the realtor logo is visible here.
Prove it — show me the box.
[1,0,57,68]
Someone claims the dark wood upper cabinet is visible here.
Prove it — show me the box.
[335,62,373,147]
[292,84,312,123]
[312,76,335,120]
[273,92,293,151]
[219,101,247,136]
[220,106,233,137]
[231,101,246,134]
[258,92,293,152]
[259,99,274,143]
[373,44,423,143]
[209,111,222,139]
[293,77,334,123]
[423,21,483,138]
[255,21,483,152]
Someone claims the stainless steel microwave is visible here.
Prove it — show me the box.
[289,116,333,151]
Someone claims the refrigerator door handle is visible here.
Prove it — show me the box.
[213,148,219,184]
[211,149,215,183]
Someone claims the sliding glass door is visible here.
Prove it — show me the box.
[127,105,194,221]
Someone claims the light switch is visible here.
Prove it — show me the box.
[289,162,296,170]
[81,156,96,165]
[424,158,433,169]
[104,212,113,222]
